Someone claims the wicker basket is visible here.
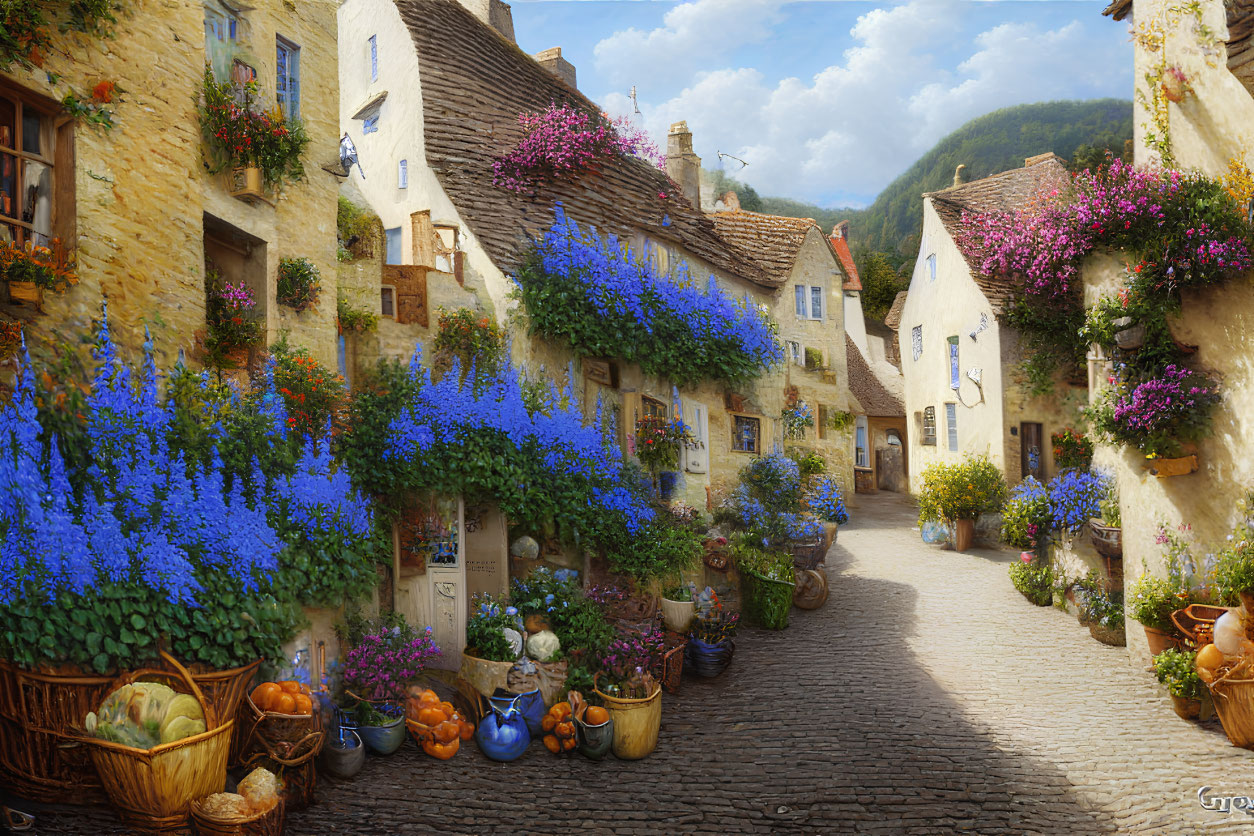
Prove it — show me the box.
[235,691,321,763]
[788,539,826,571]
[1088,519,1122,559]
[1171,604,1229,649]
[189,661,260,729]
[655,640,687,695]
[77,651,233,833]
[189,797,285,836]
[1209,677,1254,749]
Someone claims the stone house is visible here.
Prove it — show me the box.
[845,335,907,493]
[1095,0,1254,667]
[334,0,854,657]
[899,155,1087,492]
[0,0,341,372]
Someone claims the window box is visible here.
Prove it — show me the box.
[227,166,272,205]
[6,280,39,306]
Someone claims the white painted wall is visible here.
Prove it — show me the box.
[844,291,868,353]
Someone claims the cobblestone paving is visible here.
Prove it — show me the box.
[16,493,1254,834]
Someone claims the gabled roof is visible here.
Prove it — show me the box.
[926,154,1067,312]
[395,0,771,288]
[883,290,908,330]
[707,210,819,285]
[828,229,862,291]
[845,335,903,418]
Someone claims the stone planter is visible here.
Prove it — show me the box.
[320,730,365,778]
[1114,324,1146,350]
[357,714,407,755]
[659,596,695,633]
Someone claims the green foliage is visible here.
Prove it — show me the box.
[606,514,702,585]
[1065,140,1134,175]
[337,359,422,503]
[199,68,309,190]
[276,257,321,312]
[1009,560,1054,607]
[803,347,824,369]
[729,535,793,583]
[433,308,506,376]
[826,410,855,433]
[702,168,762,211]
[1153,648,1202,700]
[1,0,118,71]
[859,252,909,322]
[271,339,346,438]
[1128,574,1183,632]
[337,197,380,259]
[917,455,1007,524]
[1000,479,1051,549]
[1075,572,1124,630]
[337,292,379,334]
[786,447,826,478]
[465,594,518,662]
[1216,494,1254,605]
[1004,295,1087,396]
[735,540,795,630]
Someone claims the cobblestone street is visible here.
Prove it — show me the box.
[19,492,1254,834]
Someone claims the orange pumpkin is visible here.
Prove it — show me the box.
[585,706,609,726]
[438,701,457,718]
[272,693,297,715]
[541,714,557,733]
[417,706,448,727]
[251,682,281,712]
[278,681,302,694]
[292,693,313,715]
[458,719,474,741]
[551,702,571,721]
[423,738,459,760]
[542,734,561,754]
[555,721,574,740]
[433,720,461,744]
[415,689,441,707]
[561,736,577,752]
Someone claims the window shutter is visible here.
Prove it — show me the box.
[682,400,708,474]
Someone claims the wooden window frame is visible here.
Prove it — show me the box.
[0,83,69,248]
[380,285,396,319]
[730,413,762,454]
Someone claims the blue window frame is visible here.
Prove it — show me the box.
[794,285,806,317]
[948,336,959,390]
[369,35,378,82]
[276,37,300,120]
[363,114,379,134]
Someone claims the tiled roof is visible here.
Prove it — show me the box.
[883,290,908,330]
[846,335,904,418]
[926,155,1068,312]
[396,0,770,288]
[828,229,861,291]
[1101,0,1131,20]
[707,210,818,285]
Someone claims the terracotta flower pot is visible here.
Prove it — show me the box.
[1171,694,1201,720]
[1144,625,1184,656]
[953,518,975,553]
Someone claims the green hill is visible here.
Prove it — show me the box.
[715,99,1133,260]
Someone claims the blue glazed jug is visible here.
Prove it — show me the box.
[476,691,531,762]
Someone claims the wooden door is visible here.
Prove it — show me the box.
[1021,422,1044,481]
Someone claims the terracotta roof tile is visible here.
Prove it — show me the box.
[707,210,818,284]
[396,0,771,288]
[828,230,861,291]
[926,155,1068,312]
[846,335,903,418]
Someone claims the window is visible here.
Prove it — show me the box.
[911,324,923,362]
[948,336,959,390]
[855,416,869,468]
[945,402,958,451]
[794,285,823,320]
[230,59,256,85]
[682,400,709,474]
[398,159,407,189]
[732,415,761,454]
[276,37,300,120]
[926,253,937,282]
[204,6,239,42]
[641,395,668,420]
[380,286,396,318]
[384,227,402,265]
[885,429,903,447]
[369,35,378,82]
[921,407,937,446]
[0,90,56,246]
[786,340,801,365]
[363,114,379,134]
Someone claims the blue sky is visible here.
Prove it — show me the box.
[510,0,1133,208]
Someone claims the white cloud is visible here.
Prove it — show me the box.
[596,0,1131,206]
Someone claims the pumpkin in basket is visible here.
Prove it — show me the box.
[539,701,577,754]
[405,689,474,759]
[250,680,313,716]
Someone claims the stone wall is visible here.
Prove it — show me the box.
[0,0,340,374]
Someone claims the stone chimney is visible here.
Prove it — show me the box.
[458,0,515,43]
[952,164,967,187]
[533,47,576,89]
[831,220,850,240]
[665,121,701,206]
[719,190,741,211]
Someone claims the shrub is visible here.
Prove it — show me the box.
[343,620,441,701]
[1127,574,1183,632]
[1152,648,1202,700]
[338,292,378,334]
[1074,572,1124,630]
[781,400,815,439]
[723,452,822,545]
[633,415,691,473]
[1050,427,1093,471]
[204,269,263,355]
[804,476,849,524]
[1000,477,1051,548]
[1009,559,1054,606]
[271,341,346,438]
[465,594,521,661]
[433,308,506,376]
[277,257,321,312]
[917,455,1007,524]
[1215,492,1254,605]
[337,196,380,259]
[1047,469,1107,533]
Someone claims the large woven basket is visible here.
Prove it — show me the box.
[1171,604,1229,649]
[235,690,321,768]
[189,796,285,836]
[77,651,233,833]
[1209,677,1254,749]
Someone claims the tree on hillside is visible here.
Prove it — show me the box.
[702,168,762,211]
[858,252,910,322]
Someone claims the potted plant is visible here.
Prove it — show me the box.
[1075,572,1125,646]
[917,455,1007,553]
[204,269,263,369]
[593,634,663,760]
[461,594,523,699]
[1051,428,1094,472]
[781,400,815,440]
[1,239,76,306]
[1089,479,1122,563]
[199,68,309,195]
[342,622,442,755]
[685,588,739,677]
[1009,554,1054,606]
[1001,476,1051,556]
[659,580,695,633]
[802,475,849,549]
[634,413,692,495]
[731,536,795,630]
[1153,648,1206,719]
[1129,575,1186,655]
[1215,496,1254,612]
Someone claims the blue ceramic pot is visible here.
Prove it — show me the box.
[491,688,546,739]
[658,471,679,500]
[685,637,734,678]
[574,716,614,761]
[358,715,407,755]
[321,729,366,778]
[476,692,531,762]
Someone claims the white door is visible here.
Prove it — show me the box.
[682,399,708,474]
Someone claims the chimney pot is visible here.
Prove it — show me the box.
[952,164,967,187]
[457,0,515,43]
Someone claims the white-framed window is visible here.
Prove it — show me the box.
[921,407,936,446]
[384,227,402,265]
[794,285,824,320]
[682,400,709,474]
[398,159,408,189]
[369,35,378,82]
[276,36,300,120]
[927,253,937,282]
[855,415,869,468]
[945,402,958,451]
